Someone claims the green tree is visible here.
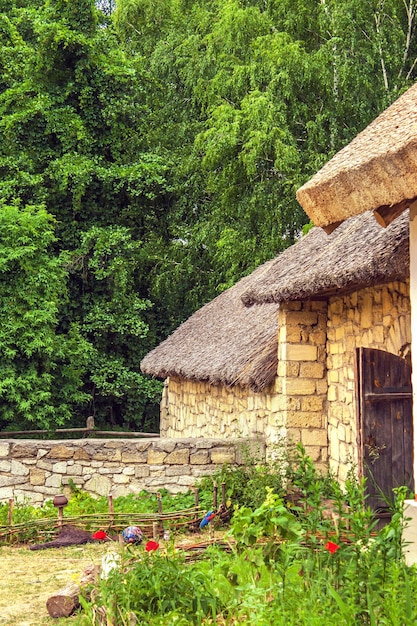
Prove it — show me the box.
[0,0,167,429]
[0,204,90,429]
[115,0,417,314]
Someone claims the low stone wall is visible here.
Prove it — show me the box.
[0,437,265,504]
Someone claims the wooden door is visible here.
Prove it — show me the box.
[357,347,413,513]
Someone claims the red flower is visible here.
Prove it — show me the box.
[92,530,107,541]
[325,541,340,554]
[145,540,159,552]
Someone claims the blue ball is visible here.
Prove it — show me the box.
[122,526,143,544]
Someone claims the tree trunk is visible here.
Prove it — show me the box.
[46,564,97,618]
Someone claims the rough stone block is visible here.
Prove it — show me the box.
[45,474,64,488]
[46,445,74,460]
[286,311,318,327]
[382,289,393,315]
[52,461,67,474]
[73,448,91,461]
[328,370,339,383]
[210,448,235,464]
[152,439,177,454]
[301,396,324,412]
[148,450,167,464]
[122,451,148,463]
[299,362,325,379]
[194,440,218,449]
[165,449,190,465]
[278,361,300,378]
[335,326,345,341]
[329,299,343,315]
[284,344,317,362]
[0,486,14,499]
[166,465,191,476]
[113,474,130,484]
[190,467,217,477]
[11,444,37,458]
[11,460,29,476]
[301,429,328,447]
[305,446,322,462]
[178,475,197,486]
[37,460,53,471]
[111,485,133,498]
[68,464,82,476]
[327,386,337,402]
[315,379,328,395]
[0,475,27,487]
[278,326,299,345]
[309,330,327,346]
[284,379,316,395]
[0,443,10,459]
[15,489,45,504]
[360,293,373,329]
[328,342,340,355]
[83,474,111,496]
[61,475,84,486]
[287,412,323,429]
[97,467,122,475]
[135,465,150,478]
[29,468,46,486]
[148,466,166,477]
[190,451,210,465]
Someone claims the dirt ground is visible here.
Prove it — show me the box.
[0,542,112,626]
[0,531,218,626]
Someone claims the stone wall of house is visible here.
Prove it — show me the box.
[327,280,411,482]
[161,377,285,445]
[163,301,328,467]
[0,437,265,505]
[276,301,328,471]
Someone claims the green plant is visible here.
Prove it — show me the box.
[83,550,224,625]
[230,487,303,549]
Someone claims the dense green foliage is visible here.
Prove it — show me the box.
[0,0,165,429]
[0,0,416,429]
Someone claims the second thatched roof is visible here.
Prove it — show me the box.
[241,209,409,305]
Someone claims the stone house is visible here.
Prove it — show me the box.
[141,208,410,494]
[292,81,417,558]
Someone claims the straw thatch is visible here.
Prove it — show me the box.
[241,209,409,305]
[141,261,280,392]
[141,210,408,390]
[296,82,417,228]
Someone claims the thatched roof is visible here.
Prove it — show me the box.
[296,82,417,228]
[142,210,408,390]
[141,260,280,392]
[241,209,409,305]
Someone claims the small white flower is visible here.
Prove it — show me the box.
[100,552,121,580]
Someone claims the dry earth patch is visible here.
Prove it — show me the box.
[0,543,111,625]
[0,531,220,625]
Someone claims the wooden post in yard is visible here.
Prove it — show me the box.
[213,482,218,510]
[8,498,13,543]
[108,494,114,529]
